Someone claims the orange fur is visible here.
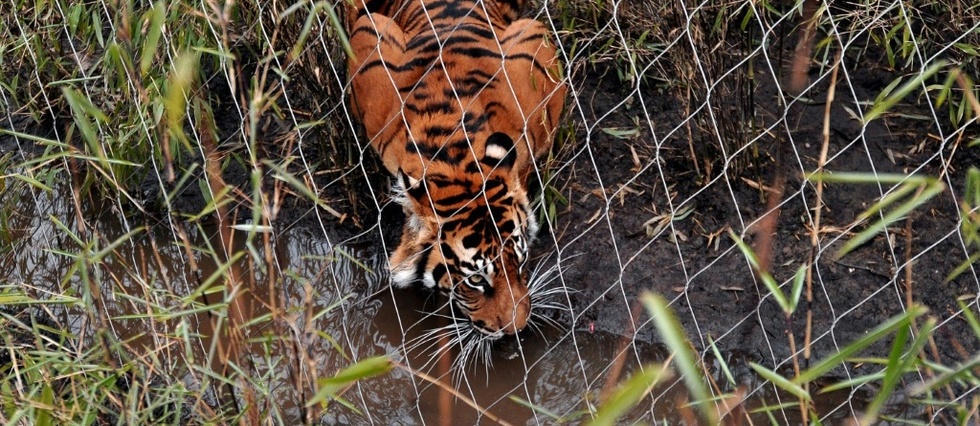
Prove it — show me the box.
[347,0,565,336]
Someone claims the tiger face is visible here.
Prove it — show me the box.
[388,151,538,337]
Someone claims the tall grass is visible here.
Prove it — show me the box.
[1,1,385,424]
[1,0,979,424]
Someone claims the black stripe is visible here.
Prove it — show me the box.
[412,245,431,286]
[454,25,496,40]
[359,58,418,74]
[434,191,478,208]
[462,111,491,131]
[504,52,550,76]
[501,31,544,46]
[448,46,500,59]
[407,33,438,51]
[431,263,449,289]
[425,124,460,136]
[349,26,380,40]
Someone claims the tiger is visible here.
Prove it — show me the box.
[345,0,566,338]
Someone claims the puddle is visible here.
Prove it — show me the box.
[1,183,883,425]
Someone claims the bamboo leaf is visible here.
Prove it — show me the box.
[641,292,716,424]
[862,318,935,425]
[588,364,667,426]
[307,356,393,408]
[750,362,811,402]
[794,305,927,384]
[864,61,945,123]
[140,2,166,76]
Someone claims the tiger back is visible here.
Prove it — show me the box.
[346,0,566,337]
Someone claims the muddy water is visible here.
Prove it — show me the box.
[1,186,686,425]
[3,184,880,424]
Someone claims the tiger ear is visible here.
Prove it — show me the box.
[481,132,517,172]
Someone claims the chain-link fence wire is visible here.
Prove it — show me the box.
[1,0,979,424]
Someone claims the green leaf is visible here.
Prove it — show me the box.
[818,372,886,394]
[839,180,944,257]
[864,61,945,123]
[862,318,935,425]
[141,2,166,76]
[307,356,393,408]
[164,50,201,145]
[806,172,945,258]
[788,266,806,313]
[908,352,980,396]
[640,292,716,424]
[708,335,736,386]
[794,305,927,384]
[730,231,791,313]
[601,127,640,140]
[955,299,980,339]
[588,364,667,426]
[749,362,811,402]
[509,396,569,422]
[854,182,919,222]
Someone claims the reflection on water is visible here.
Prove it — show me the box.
[1,184,868,425]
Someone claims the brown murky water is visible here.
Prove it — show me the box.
[3,185,882,425]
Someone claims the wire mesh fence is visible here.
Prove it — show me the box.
[2,0,979,424]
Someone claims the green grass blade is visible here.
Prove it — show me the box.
[818,372,886,393]
[509,396,568,422]
[730,231,790,312]
[807,172,930,185]
[587,364,667,426]
[788,265,805,313]
[854,182,918,222]
[794,305,927,384]
[908,352,980,396]
[862,318,935,425]
[307,356,393,408]
[708,335,736,386]
[640,292,716,424]
[864,61,945,123]
[140,2,166,76]
[839,181,944,257]
[749,362,811,402]
[955,299,980,338]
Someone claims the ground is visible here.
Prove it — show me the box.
[2,6,978,423]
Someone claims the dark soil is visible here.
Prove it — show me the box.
[545,44,980,375]
[253,29,980,379]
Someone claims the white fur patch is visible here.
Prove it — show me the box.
[391,267,416,288]
[422,271,436,288]
[407,213,423,232]
[525,203,539,240]
[484,144,508,160]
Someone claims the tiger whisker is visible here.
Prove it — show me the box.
[417,330,471,374]
[525,320,552,345]
[532,302,570,312]
[451,331,481,385]
[403,322,468,355]
[530,314,564,332]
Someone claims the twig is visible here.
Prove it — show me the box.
[788,0,821,94]
[397,362,514,426]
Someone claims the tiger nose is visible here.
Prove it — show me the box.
[500,297,530,335]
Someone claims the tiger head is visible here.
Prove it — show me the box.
[388,133,537,338]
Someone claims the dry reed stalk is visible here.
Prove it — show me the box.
[398,363,513,426]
